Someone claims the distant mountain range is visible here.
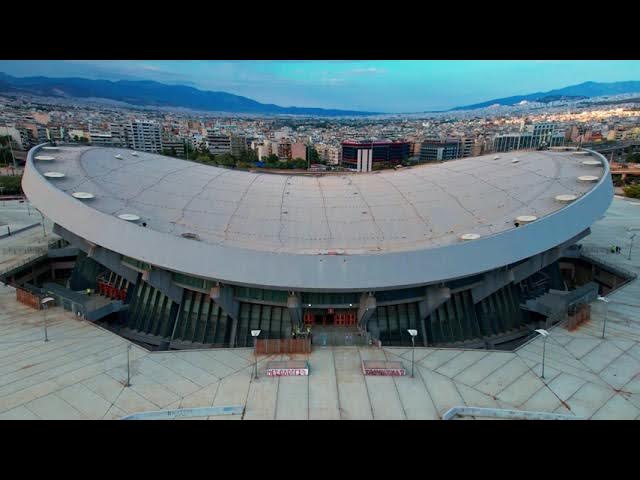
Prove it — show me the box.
[0,73,379,117]
[1,72,639,116]
[451,81,640,111]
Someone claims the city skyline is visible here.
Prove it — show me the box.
[1,60,639,113]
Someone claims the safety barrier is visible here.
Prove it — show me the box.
[121,405,243,420]
[566,304,591,331]
[97,281,127,300]
[255,338,311,354]
[442,406,580,420]
[311,330,372,347]
[16,287,44,310]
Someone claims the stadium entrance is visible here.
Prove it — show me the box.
[303,309,357,327]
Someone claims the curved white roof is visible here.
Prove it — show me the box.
[23,145,613,290]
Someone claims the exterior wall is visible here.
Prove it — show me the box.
[291,142,307,160]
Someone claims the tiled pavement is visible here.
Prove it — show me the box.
[0,198,638,420]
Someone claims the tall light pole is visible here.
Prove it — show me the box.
[36,209,46,237]
[534,329,549,379]
[597,295,610,339]
[407,329,418,378]
[629,233,636,261]
[41,297,55,342]
[126,344,132,387]
[251,329,261,380]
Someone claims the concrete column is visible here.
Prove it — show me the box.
[419,286,451,346]
[357,292,376,329]
[287,292,302,329]
[210,284,240,347]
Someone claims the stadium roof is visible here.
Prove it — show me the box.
[29,146,604,255]
[23,145,612,290]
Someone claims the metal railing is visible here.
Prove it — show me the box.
[0,238,65,277]
[121,405,243,420]
[311,330,372,347]
[442,406,581,420]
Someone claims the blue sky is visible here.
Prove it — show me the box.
[1,60,639,112]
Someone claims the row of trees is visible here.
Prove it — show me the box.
[162,142,318,171]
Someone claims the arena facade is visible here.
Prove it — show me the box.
[19,144,613,350]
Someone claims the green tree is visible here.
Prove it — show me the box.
[217,153,237,167]
[0,147,12,166]
[290,157,307,169]
[239,149,258,164]
[196,154,211,164]
[183,141,197,159]
[260,154,280,168]
[307,147,321,164]
[626,152,640,163]
[623,184,640,198]
[0,175,23,194]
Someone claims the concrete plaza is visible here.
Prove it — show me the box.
[0,198,638,420]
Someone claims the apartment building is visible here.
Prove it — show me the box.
[207,131,231,155]
[126,120,162,153]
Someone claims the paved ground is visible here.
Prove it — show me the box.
[0,199,56,276]
[0,197,638,420]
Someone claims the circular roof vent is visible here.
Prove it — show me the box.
[181,232,200,240]
[118,214,140,221]
[35,155,55,161]
[555,194,577,203]
[578,175,599,182]
[516,215,537,223]
[582,160,601,166]
[460,233,481,241]
[43,171,65,178]
[72,192,95,199]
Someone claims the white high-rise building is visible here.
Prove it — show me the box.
[126,120,162,153]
